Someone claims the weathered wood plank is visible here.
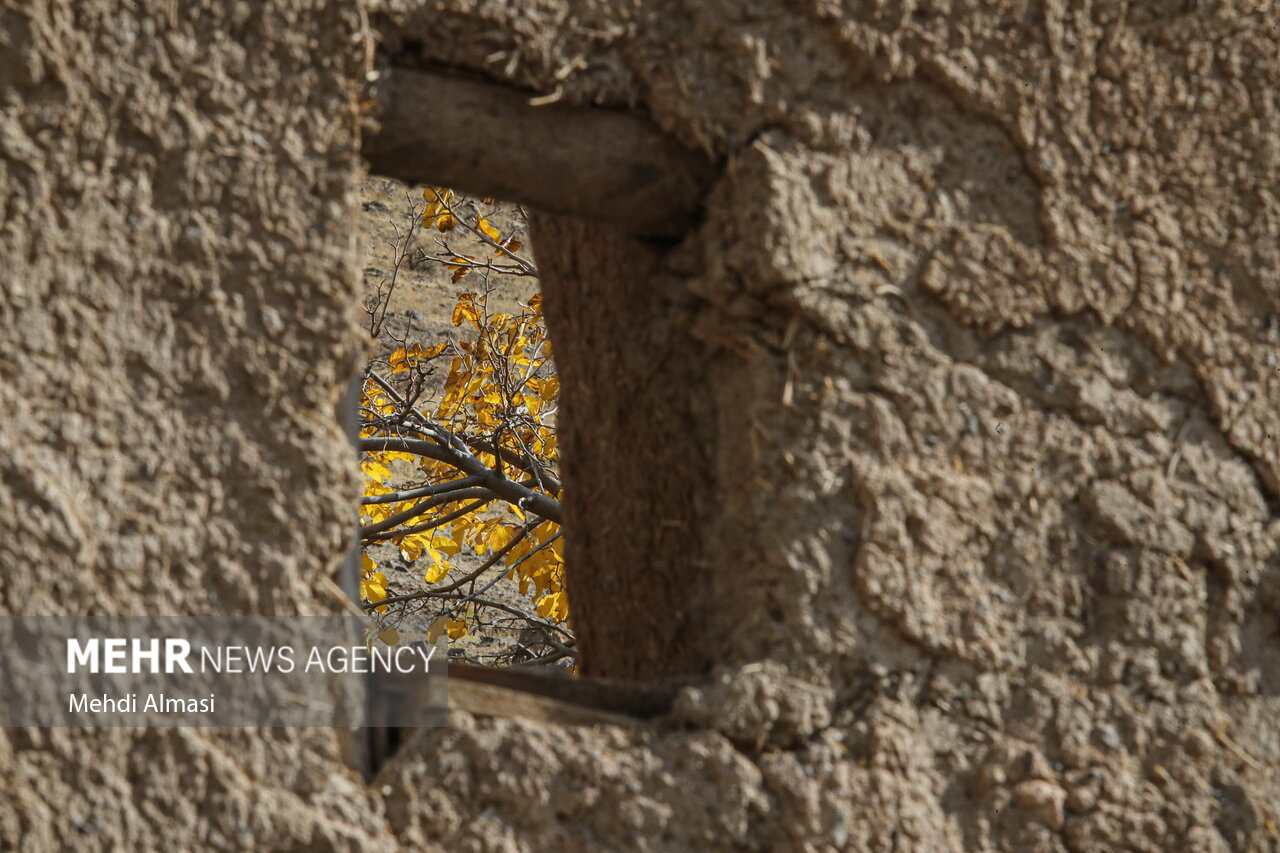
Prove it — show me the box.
[362,67,716,239]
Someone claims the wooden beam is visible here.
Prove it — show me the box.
[368,660,681,729]
[362,67,716,239]
[448,662,679,721]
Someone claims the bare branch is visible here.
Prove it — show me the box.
[360,475,485,505]
[362,521,541,612]
[462,437,561,496]
[360,498,491,543]
[359,487,497,539]
[361,436,561,524]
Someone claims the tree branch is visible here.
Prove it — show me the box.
[361,498,491,543]
[462,436,561,496]
[360,436,562,523]
[360,475,485,505]
[362,521,540,610]
[359,487,497,539]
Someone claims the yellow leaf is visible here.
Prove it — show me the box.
[388,346,426,374]
[361,459,391,483]
[427,615,448,643]
[362,502,391,525]
[400,532,433,563]
[424,562,449,584]
[446,619,467,639]
[360,571,389,612]
[421,187,457,230]
[477,217,501,243]
[488,525,515,553]
[436,391,462,419]
[536,590,568,622]
[524,550,557,578]
[423,186,455,205]
[378,626,401,645]
[507,535,534,565]
[432,534,461,557]
[452,293,480,329]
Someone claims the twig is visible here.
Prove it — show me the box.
[430,190,537,274]
[360,436,561,524]
[359,487,496,539]
[510,647,574,668]
[360,475,485,505]
[406,591,573,641]
[452,532,562,610]
[362,522,542,612]
[461,437,560,495]
[360,498,490,543]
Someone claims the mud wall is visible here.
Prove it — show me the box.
[374,2,1280,850]
[1,0,1277,851]
[0,1,391,849]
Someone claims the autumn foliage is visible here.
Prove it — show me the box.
[357,188,571,663]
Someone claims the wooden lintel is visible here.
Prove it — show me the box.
[361,67,717,239]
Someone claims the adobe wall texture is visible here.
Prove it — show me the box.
[0,1,391,849]
[1,0,1277,851]
[375,2,1280,851]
